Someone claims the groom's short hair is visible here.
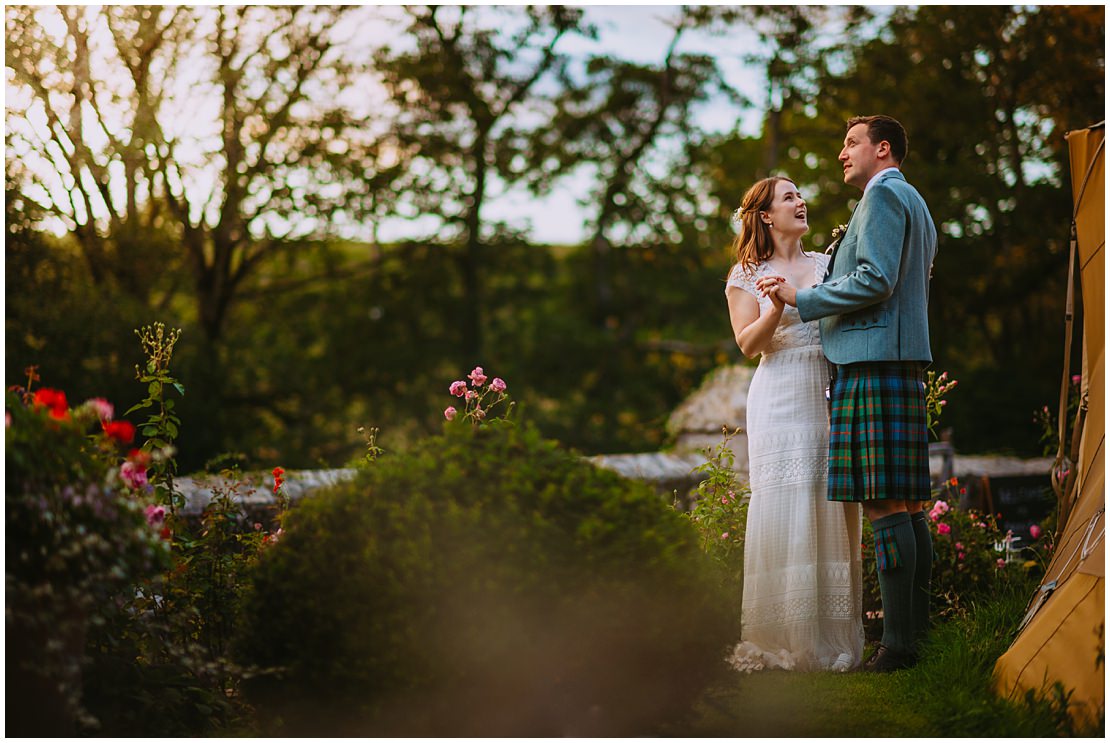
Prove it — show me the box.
[847,115,908,164]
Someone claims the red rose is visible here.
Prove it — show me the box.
[103,420,136,444]
[127,448,152,467]
[33,387,68,419]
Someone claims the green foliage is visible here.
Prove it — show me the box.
[81,470,275,736]
[923,369,958,439]
[125,323,185,509]
[675,573,1101,737]
[899,575,1103,737]
[859,479,1052,639]
[238,422,733,736]
[76,329,284,736]
[685,427,751,609]
[5,388,169,735]
[1035,374,1084,457]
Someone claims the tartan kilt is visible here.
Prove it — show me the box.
[827,361,931,502]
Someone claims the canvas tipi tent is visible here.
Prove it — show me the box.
[993,122,1105,728]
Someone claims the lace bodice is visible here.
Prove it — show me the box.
[726,253,829,355]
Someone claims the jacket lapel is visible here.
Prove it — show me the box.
[825,206,858,278]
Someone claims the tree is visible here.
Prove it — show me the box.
[532,8,734,327]
[370,5,593,358]
[6,5,392,342]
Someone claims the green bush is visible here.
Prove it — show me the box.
[5,388,168,735]
[684,428,750,623]
[238,421,733,736]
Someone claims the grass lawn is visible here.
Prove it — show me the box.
[667,580,1103,737]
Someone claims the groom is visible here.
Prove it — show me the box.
[759,115,938,672]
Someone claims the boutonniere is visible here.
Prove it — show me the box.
[825,223,849,255]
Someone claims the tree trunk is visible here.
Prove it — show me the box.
[460,134,489,360]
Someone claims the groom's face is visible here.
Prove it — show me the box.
[839,123,885,191]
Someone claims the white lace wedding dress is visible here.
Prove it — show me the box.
[724,253,865,673]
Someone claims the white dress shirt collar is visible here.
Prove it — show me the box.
[863,166,900,196]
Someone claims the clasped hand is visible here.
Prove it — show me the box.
[754,275,799,308]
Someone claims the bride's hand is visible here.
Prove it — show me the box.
[755,276,786,311]
[766,284,786,312]
[755,276,785,295]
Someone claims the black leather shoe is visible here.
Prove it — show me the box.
[860,644,917,673]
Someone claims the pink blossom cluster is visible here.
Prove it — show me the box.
[145,504,166,526]
[445,366,510,425]
[928,499,950,521]
[120,449,152,491]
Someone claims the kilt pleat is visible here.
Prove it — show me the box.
[827,362,931,502]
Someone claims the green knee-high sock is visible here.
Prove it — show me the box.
[910,510,933,650]
[871,512,917,656]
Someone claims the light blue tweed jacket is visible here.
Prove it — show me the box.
[796,169,937,365]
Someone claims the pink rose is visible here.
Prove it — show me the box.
[1072,374,1082,385]
[937,522,951,535]
[449,380,467,397]
[955,542,964,551]
[474,407,486,420]
[468,366,487,386]
[997,558,1007,569]
[957,551,965,561]
[466,390,478,400]
[490,377,507,393]
[120,461,149,490]
[145,504,165,526]
[86,397,114,421]
[444,406,457,421]
[720,532,729,539]
[1029,524,1042,539]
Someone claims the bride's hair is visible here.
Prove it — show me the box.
[729,175,792,277]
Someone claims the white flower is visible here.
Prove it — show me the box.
[729,208,744,236]
[825,222,850,254]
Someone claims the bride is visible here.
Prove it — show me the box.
[723,176,864,673]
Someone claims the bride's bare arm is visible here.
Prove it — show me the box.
[726,286,784,358]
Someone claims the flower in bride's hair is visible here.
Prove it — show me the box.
[729,208,744,235]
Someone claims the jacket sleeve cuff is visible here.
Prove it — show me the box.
[796,286,821,323]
